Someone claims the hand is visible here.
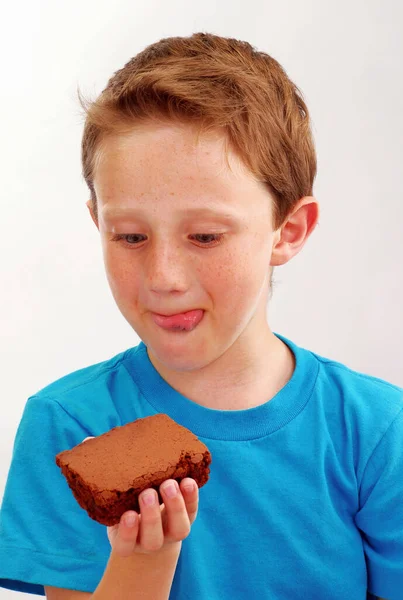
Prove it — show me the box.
[108,477,199,557]
[81,437,199,558]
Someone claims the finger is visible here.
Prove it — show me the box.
[179,478,199,525]
[138,488,164,552]
[108,511,140,558]
[160,479,191,542]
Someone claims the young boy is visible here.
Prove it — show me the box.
[0,32,401,600]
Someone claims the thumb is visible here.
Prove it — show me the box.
[108,513,140,557]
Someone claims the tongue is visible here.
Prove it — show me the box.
[157,309,204,330]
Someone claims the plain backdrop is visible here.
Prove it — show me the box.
[1,0,402,597]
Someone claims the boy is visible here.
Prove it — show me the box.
[0,32,401,600]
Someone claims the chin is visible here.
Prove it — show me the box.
[151,340,210,372]
[141,328,214,372]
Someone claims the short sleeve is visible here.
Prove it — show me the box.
[0,395,111,596]
[355,407,403,600]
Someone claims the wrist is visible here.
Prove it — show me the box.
[156,540,182,558]
[111,540,182,561]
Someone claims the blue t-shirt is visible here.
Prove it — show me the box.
[0,334,402,599]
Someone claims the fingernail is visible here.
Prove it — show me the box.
[183,482,196,493]
[125,513,137,527]
[163,482,178,499]
[142,491,157,506]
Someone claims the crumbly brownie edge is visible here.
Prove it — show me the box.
[57,449,212,526]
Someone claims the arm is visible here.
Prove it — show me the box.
[93,542,181,600]
[355,407,403,600]
[45,476,198,600]
[45,545,180,600]
[45,589,91,599]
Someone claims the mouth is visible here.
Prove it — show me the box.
[150,309,205,332]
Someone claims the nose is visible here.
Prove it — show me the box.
[145,240,190,294]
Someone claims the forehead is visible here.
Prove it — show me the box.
[93,122,271,219]
[95,122,252,182]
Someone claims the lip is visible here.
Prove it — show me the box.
[150,309,205,331]
[151,310,199,317]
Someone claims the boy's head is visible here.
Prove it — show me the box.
[81,32,317,231]
[79,32,319,371]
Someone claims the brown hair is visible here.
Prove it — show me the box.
[79,31,317,229]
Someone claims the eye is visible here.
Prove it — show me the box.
[190,234,224,246]
[110,233,225,248]
[111,234,146,246]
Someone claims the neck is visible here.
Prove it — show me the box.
[147,328,295,411]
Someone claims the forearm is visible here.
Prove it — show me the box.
[91,542,181,600]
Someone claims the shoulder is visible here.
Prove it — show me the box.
[293,340,403,454]
[309,347,403,412]
[281,334,402,414]
[25,343,144,429]
[34,346,133,397]
[301,345,403,483]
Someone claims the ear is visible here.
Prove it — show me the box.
[86,200,99,230]
[270,196,320,267]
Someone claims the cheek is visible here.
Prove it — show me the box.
[202,249,265,304]
[103,251,137,295]
[103,240,269,306]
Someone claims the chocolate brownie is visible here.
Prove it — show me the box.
[55,413,212,526]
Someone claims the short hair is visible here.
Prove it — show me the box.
[79,31,317,230]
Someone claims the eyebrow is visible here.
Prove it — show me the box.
[102,206,240,221]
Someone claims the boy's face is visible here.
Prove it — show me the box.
[89,122,310,372]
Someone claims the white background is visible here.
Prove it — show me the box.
[1,0,402,597]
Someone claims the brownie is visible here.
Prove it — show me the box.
[55,413,212,526]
